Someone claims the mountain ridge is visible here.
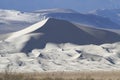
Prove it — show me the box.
[89,8,120,25]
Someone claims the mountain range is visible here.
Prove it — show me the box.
[0,8,120,34]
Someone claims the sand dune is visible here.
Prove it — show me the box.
[4,18,120,52]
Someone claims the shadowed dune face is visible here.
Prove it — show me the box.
[21,18,120,52]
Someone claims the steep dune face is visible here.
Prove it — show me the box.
[5,18,120,52]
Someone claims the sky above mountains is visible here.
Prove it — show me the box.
[0,0,120,12]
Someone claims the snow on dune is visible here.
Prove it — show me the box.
[5,19,48,41]
[0,42,120,72]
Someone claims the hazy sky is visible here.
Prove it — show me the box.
[0,0,120,12]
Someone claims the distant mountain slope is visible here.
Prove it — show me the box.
[0,9,120,34]
[5,18,120,52]
[89,9,120,25]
